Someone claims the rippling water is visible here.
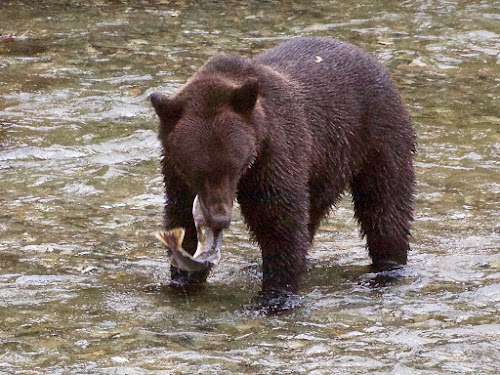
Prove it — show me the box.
[1,0,499,374]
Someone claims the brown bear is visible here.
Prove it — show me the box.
[151,37,416,295]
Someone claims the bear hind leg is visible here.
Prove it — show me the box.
[351,150,415,269]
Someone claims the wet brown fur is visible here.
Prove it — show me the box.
[151,37,416,293]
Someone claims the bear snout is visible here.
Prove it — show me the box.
[198,195,233,231]
[209,211,231,230]
[204,200,233,230]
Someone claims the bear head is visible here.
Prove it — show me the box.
[150,75,260,231]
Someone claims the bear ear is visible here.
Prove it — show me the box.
[150,92,184,133]
[230,78,259,117]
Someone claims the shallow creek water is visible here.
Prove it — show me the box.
[0,1,499,374]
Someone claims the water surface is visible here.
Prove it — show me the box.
[1,0,499,374]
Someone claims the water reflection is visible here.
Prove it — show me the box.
[1,0,499,373]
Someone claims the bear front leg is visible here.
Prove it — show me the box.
[239,189,311,294]
[261,229,309,294]
[163,177,210,286]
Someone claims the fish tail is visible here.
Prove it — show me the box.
[155,228,185,251]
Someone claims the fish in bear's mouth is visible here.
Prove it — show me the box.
[155,195,223,273]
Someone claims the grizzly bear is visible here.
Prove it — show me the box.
[151,37,416,295]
